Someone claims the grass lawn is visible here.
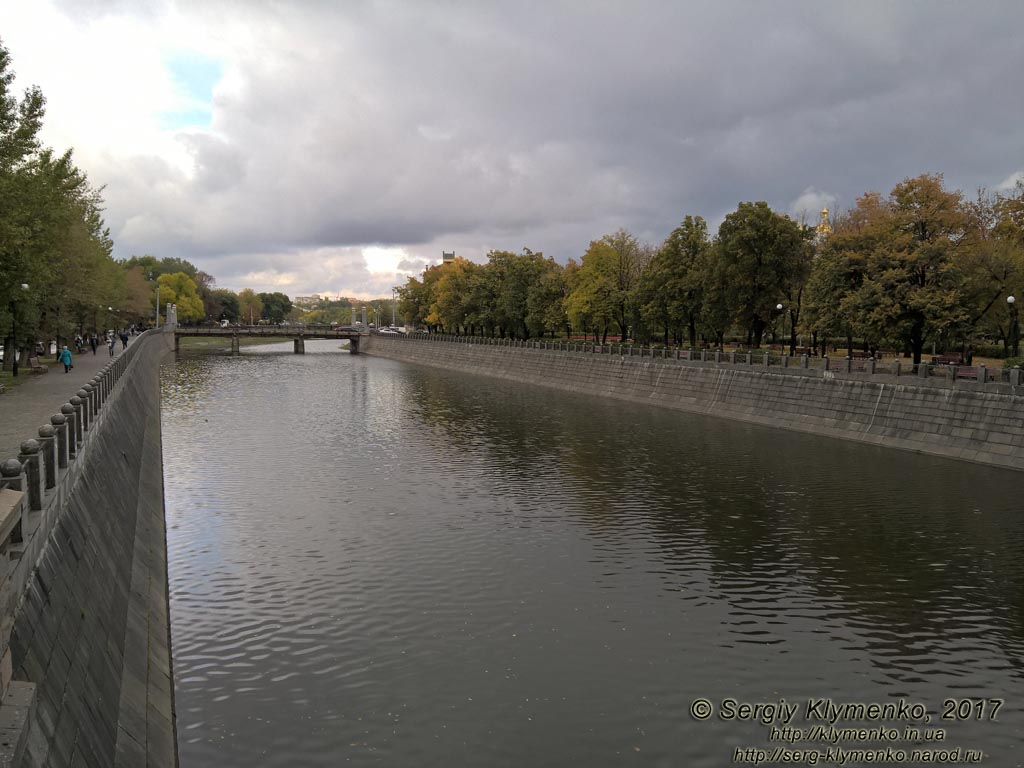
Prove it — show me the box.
[0,360,53,392]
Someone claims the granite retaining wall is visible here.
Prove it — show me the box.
[0,328,176,767]
[363,334,1024,472]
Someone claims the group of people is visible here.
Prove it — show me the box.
[59,328,134,373]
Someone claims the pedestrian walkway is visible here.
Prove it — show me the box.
[0,343,126,462]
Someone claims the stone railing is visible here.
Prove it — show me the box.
[0,325,170,702]
[380,333,1024,390]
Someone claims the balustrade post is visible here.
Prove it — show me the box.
[891,360,901,377]
[1010,366,1022,386]
[978,363,988,383]
[88,381,99,416]
[76,389,91,432]
[782,355,790,368]
[823,356,830,371]
[801,354,809,369]
[745,352,752,365]
[84,383,97,418]
[0,460,25,544]
[37,425,56,491]
[70,397,84,448]
[51,414,68,469]
[917,361,929,378]
[17,441,43,512]
[867,358,876,375]
[61,405,77,460]
[92,376,103,411]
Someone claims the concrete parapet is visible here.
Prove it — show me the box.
[0,327,178,767]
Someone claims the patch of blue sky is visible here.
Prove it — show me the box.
[160,107,214,131]
[159,50,223,130]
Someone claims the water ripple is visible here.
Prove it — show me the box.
[162,347,1024,767]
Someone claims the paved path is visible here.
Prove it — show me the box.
[0,342,127,462]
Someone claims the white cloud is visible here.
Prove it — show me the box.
[996,171,1024,192]
[4,0,1023,299]
[789,187,838,224]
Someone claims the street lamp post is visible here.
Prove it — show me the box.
[1009,295,1019,357]
[776,303,786,352]
[11,283,29,376]
[392,288,397,327]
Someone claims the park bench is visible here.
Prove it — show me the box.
[931,354,965,365]
[27,356,48,374]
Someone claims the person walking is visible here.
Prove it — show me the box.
[108,334,116,356]
[58,345,73,373]
[119,329,129,349]
[90,334,98,355]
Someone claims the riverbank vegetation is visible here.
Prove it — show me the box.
[396,174,1024,364]
[0,41,284,366]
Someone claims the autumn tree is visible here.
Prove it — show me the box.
[567,230,650,342]
[425,257,484,333]
[237,288,263,325]
[849,174,970,363]
[156,272,204,323]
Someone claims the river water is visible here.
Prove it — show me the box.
[161,340,1024,767]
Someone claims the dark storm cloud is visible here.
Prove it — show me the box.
[70,0,1024,291]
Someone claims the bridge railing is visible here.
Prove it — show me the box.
[0,325,172,699]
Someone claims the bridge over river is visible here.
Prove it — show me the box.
[174,325,368,354]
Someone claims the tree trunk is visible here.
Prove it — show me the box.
[910,322,925,365]
[688,312,697,347]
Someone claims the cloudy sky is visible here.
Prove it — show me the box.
[4,0,1023,299]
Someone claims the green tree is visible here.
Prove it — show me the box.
[483,249,549,338]
[210,288,240,322]
[525,257,567,338]
[716,202,807,347]
[257,291,293,324]
[639,215,710,346]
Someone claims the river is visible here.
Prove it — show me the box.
[161,339,1024,767]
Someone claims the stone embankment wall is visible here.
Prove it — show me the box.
[363,334,1024,472]
[0,329,176,767]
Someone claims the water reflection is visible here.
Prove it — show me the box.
[163,345,1024,767]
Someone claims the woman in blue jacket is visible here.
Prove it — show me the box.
[58,345,73,373]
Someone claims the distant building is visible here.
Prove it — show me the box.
[442,251,456,264]
[295,295,323,308]
[815,207,832,243]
